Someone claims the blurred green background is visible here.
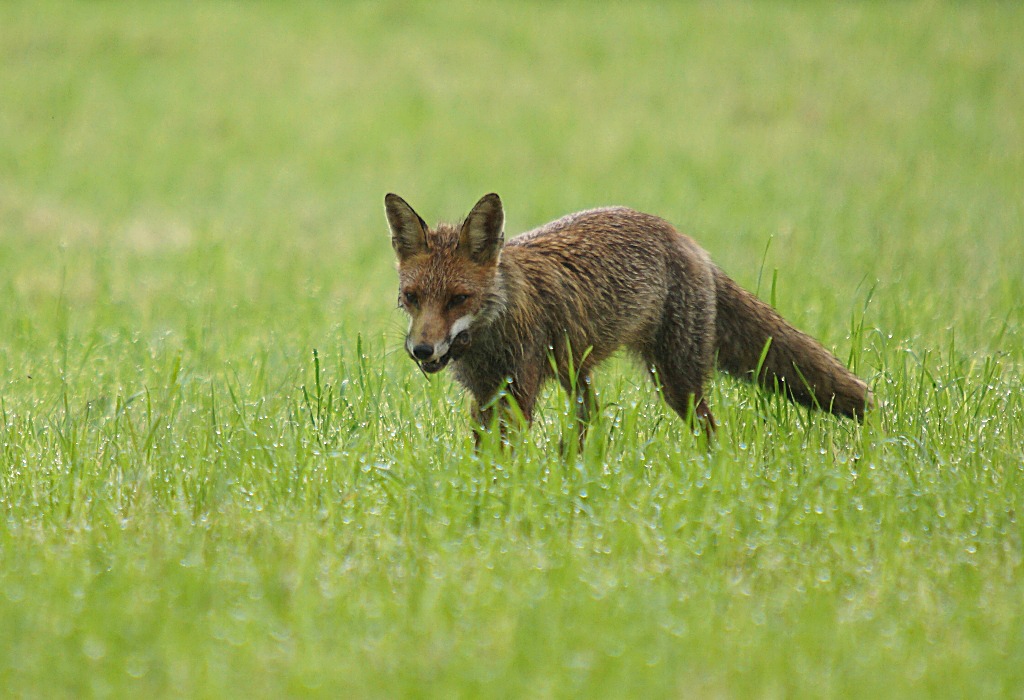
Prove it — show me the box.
[4,1,1021,351]
[1,1,1022,697]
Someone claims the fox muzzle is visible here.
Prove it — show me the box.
[406,329,471,374]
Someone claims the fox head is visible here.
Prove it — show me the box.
[385,193,506,373]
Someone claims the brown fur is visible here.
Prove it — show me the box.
[386,193,873,444]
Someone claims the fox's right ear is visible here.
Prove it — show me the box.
[458,193,504,265]
[385,193,430,261]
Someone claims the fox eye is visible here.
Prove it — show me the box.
[447,294,469,310]
[403,291,419,307]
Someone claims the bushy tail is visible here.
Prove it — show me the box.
[713,269,873,420]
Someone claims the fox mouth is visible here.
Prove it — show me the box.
[419,356,451,374]
[412,331,471,374]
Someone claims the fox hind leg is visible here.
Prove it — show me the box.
[640,303,718,439]
[647,360,717,438]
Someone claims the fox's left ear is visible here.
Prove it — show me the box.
[458,193,504,264]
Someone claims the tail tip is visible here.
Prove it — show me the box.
[852,386,875,422]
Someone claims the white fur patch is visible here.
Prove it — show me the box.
[430,315,475,359]
[449,314,475,339]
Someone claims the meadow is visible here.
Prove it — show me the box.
[1,1,1022,697]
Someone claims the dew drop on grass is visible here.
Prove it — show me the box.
[125,654,148,679]
[82,636,106,661]
[4,584,25,603]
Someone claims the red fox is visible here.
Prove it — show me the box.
[386,193,873,444]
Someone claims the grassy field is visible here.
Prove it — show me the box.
[1,1,1022,697]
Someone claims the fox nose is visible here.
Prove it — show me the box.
[411,343,434,361]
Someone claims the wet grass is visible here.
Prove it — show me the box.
[1,1,1023,697]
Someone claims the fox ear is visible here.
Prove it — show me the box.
[458,193,504,264]
[385,193,430,261]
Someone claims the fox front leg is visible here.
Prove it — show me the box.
[471,400,498,449]
[554,375,597,455]
[573,378,597,452]
[471,398,510,450]
[470,394,534,450]
[469,376,540,450]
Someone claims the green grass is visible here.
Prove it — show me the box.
[2,1,1023,697]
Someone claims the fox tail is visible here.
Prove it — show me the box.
[712,269,873,420]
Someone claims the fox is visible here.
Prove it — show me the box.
[385,192,873,446]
